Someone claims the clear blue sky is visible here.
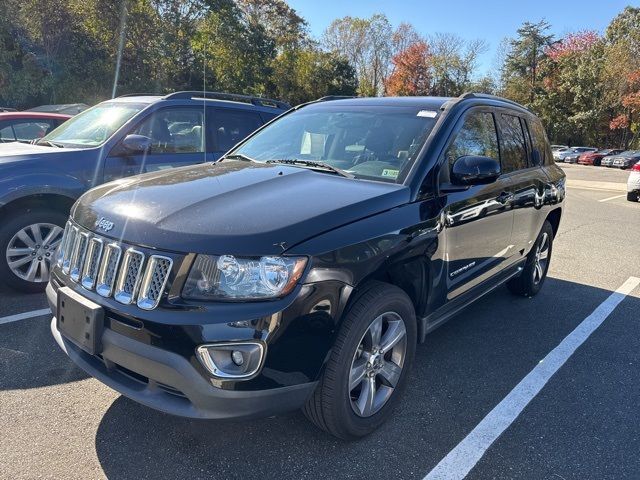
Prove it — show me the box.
[288,0,639,75]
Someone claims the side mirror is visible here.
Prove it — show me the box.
[120,134,152,155]
[451,155,501,185]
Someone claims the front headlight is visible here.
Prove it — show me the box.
[182,254,307,300]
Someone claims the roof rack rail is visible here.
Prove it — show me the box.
[116,93,161,98]
[162,91,290,110]
[459,92,530,111]
[315,95,357,102]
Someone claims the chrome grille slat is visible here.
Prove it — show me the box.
[81,237,104,290]
[69,231,89,282]
[61,225,78,274]
[56,222,72,268]
[137,256,173,310]
[96,243,122,297]
[56,222,172,310]
[114,249,145,305]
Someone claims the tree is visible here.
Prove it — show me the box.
[429,33,487,96]
[385,41,431,96]
[502,20,554,105]
[271,48,356,105]
[602,7,640,148]
[322,14,393,96]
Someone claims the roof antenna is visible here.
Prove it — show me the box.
[112,1,128,99]
[202,44,207,163]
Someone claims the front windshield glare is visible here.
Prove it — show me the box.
[233,106,438,182]
[41,102,145,147]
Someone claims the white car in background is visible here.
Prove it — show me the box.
[627,161,640,202]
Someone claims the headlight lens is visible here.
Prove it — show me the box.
[182,254,307,300]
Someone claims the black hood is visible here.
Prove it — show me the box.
[73,160,410,256]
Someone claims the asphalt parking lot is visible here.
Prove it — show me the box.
[1,164,639,480]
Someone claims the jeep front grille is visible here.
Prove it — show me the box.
[57,222,173,310]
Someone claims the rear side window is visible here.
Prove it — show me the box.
[210,109,263,152]
[13,121,56,141]
[445,111,499,170]
[528,118,547,166]
[133,108,205,154]
[0,124,16,142]
[499,114,528,173]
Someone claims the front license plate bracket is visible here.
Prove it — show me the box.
[57,286,104,355]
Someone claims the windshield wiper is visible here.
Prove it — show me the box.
[36,139,64,148]
[265,159,354,178]
[221,153,257,162]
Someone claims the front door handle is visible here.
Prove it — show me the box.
[496,191,514,204]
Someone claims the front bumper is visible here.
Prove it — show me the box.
[46,280,323,420]
[50,316,315,419]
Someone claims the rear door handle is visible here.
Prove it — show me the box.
[496,191,514,204]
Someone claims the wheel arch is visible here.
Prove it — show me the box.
[0,193,76,223]
[545,207,562,238]
[341,256,431,343]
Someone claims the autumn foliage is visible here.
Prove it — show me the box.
[385,41,432,96]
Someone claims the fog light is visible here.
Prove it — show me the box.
[196,342,265,380]
[231,350,244,366]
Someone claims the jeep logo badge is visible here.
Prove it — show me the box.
[95,217,115,232]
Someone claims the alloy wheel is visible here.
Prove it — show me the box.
[349,312,407,417]
[533,231,550,285]
[6,223,64,283]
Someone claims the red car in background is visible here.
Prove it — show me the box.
[0,112,71,144]
[577,148,623,166]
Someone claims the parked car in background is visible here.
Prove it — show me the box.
[552,147,571,161]
[557,147,597,163]
[577,149,623,166]
[627,161,640,202]
[0,107,17,112]
[0,112,71,144]
[0,91,289,292]
[601,154,617,167]
[551,144,568,151]
[27,103,89,116]
[610,150,640,169]
[47,93,565,439]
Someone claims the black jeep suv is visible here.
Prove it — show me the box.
[48,93,565,439]
[0,91,288,292]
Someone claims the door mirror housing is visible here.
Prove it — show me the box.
[451,155,501,185]
[119,134,152,155]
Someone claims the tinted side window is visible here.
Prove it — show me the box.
[211,109,263,152]
[528,117,550,166]
[500,114,527,173]
[133,108,204,154]
[445,111,499,170]
[0,124,15,142]
[13,121,56,141]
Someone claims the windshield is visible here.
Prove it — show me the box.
[232,105,438,183]
[40,102,146,148]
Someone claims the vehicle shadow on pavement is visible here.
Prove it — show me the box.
[93,277,637,480]
[0,315,89,390]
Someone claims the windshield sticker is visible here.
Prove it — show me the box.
[381,169,399,178]
[417,110,438,118]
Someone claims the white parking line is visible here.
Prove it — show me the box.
[598,194,626,203]
[424,276,640,480]
[0,308,51,325]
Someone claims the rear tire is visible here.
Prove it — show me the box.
[303,282,416,439]
[507,220,554,298]
[628,191,639,202]
[0,208,67,292]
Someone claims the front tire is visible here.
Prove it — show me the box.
[0,208,67,292]
[507,220,554,297]
[303,282,416,439]
[627,191,639,202]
